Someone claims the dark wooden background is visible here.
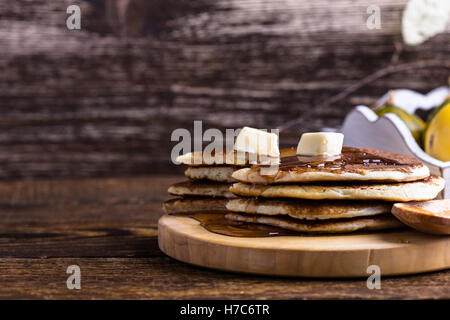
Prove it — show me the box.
[1,0,449,179]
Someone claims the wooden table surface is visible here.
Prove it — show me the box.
[0,175,448,299]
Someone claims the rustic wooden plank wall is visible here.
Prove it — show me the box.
[0,0,449,178]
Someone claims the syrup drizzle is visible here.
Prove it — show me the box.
[171,212,298,237]
[263,146,412,173]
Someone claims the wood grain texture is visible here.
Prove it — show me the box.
[0,0,449,178]
[0,175,449,299]
[0,176,176,258]
[158,214,450,278]
[392,201,450,235]
[1,257,449,300]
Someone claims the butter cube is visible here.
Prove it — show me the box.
[297,132,344,156]
[234,127,280,157]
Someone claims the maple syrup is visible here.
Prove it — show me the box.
[260,146,415,174]
[170,212,298,237]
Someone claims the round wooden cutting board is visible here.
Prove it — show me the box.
[158,214,450,278]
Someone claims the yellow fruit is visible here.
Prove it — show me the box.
[375,104,425,145]
[424,99,450,162]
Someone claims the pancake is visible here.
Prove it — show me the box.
[163,197,228,214]
[225,213,404,234]
[232,146,429,183]
[168,180,235,198]
[177,150,255,166]
[185,166,235,183]
[230,176,445,202]
[176,148,295,167]
[226,198,392,220]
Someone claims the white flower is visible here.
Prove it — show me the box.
[402,0,450,45]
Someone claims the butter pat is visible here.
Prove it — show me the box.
[234,127,280,157]
[297,132,344,156]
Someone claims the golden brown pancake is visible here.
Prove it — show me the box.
[168,180,235,198]
[176,148,295,167]
[232,146,429,183]
[163,197,228,214]
[185,166,235,183]
[230,176,445,202]
[226,198,392,220]
[177,150,256,166]
[225,213,404,234]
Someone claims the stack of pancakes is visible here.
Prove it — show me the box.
[226,146,445,233]
[164,150,254,214]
